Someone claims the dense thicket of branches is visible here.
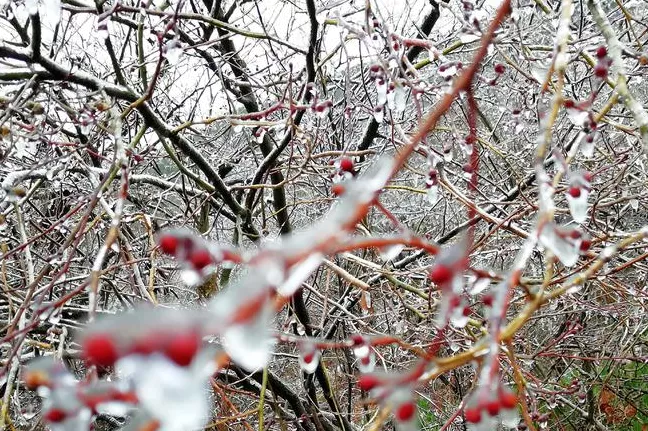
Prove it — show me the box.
[1,0,647,430]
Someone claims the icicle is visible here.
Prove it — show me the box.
[164,38,183,65]
[298,342,320,374]
[537,169,555,213]
[357,351,376,373]
[394,84,407,112]
[376,78,388,106]
[539,223,579,267]
[254,128,266,144]
[387,85,396,110]
[437,63,457,78]
[443,144,453,162]
[43,0,61,25]
[469,277,490,295]
[580,133,595,157]
[25,0,38,15]
[379,244,404,262]
[426,185,440,205]
[500,408,520,428]
[566,187,589,223]
[450,304,470,328]
[373,105,384,123]
[566,107,589,126]
[278,253,322,297]
[96,18,109,39]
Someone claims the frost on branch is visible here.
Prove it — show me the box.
[29,308,220,431]
[538,223,589,267]
[23,156,399,429]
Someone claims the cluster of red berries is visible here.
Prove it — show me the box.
[158,231,240,271]
[357,374,418,423]
[594,46,611,79]
[159,234,208,270]
[567,229,592,253]
[24,360,139,426]
[464,390,518,423]
[390,34,401,52]
[82,329,201,368]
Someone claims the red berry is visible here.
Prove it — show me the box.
[484,400,501,416]
[351,334,365,346]
[462,306,472,317]
[83,333,119,367]
[450,295,462,308]
[189,249,212,270]
[482,294,494,307]
[568,186,581,198]
[563,99,575,109]
[302,351,315,364]
[500,391,518,409]
[594,63,608,78]
[465,407,482,423]
[331,183,345,196]
[395,401,416,422]
[339,157,354,173]
[595,46,607,58]
[494,63,506,74]
[358,374,381,391]
[579,237,592,252]
[165,332,200,366]
[24,371,48,390]
[44,408,67,423]
[430,264,453,285]
[159,234,178,255]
